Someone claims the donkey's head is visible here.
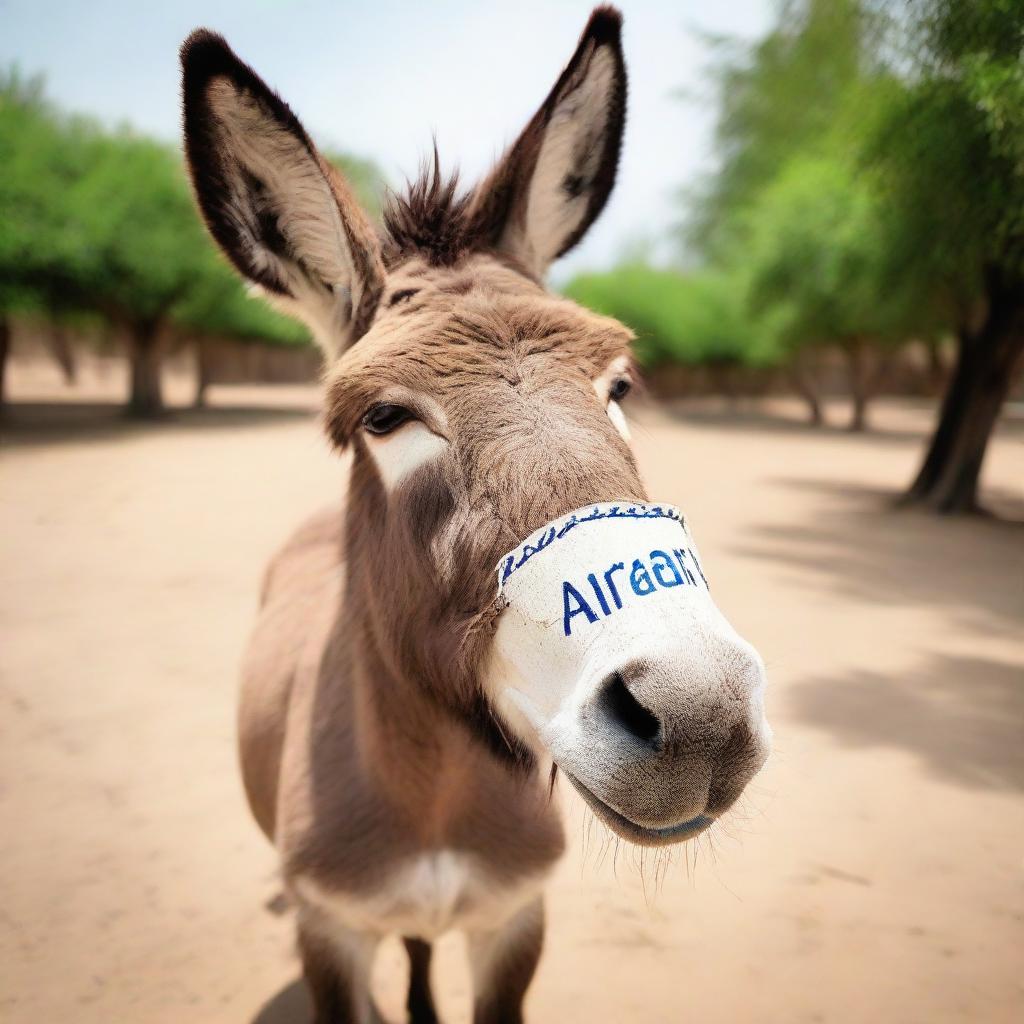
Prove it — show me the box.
[181,7,770,847]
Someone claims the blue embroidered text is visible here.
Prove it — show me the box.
[562,547,708,636]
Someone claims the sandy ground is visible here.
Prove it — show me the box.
[1,374,1023,1024]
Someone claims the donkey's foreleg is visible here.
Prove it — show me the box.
[403,936,438,1024]
[297,922,382,1024]
[467,896,545,1024]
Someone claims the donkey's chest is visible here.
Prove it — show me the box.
[294,850,545,940]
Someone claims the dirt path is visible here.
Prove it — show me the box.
[2,388,1022,1023]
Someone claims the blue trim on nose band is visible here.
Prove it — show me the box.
[497,502,685,586]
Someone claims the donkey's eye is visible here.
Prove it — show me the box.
[362,404,415,436]
[609,377,632,402]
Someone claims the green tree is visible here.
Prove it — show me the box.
[174,251,307,406]
[869,0,1024,511]
[744,153,940,430]
[565,264,777,383]
[0,70,387,415]
[686,0,914,427]
[0,71,99,405]
[687,0,1022,501]
[66,130,213,415]
[1,76,209,416]
[687,0,878,260]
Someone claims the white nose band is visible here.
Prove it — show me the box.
[496,502,710,630]
[490,502,737,740]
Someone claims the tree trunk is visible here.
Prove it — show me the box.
[48,323,76,385]
[844,337,871,432]
[903,282,1024,514]
[127,320,164,419]
[0,316,9,412]
[791,350,823,426]
[925,338,946,395]
[193,338,211,408]
[710,362,736,402]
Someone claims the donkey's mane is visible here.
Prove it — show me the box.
[382,149,478,268]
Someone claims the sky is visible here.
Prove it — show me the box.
[0,0,773,279]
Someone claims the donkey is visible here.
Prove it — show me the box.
[180,8,770,1023]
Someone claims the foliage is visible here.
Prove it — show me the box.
[71,129,209,327]
[0,70,100,317]
[4,0,1021,484]
[564,264,778,369]
[863,0,1024,509]
[174,249,309,346]
[743,152,945,356]
[867,0,1024,314]
[686,0,880,260]
[0,69,385,347]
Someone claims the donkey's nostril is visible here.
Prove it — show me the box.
[600,672,661,745]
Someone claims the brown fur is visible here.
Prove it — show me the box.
[382,151,476,270]
[185,9,651,1021]
[242,253,640,884]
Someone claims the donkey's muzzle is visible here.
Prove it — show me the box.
[488,500,772,846]
[569,638,771,835]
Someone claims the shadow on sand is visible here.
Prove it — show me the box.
[660,400,930,444]
[790,652,1024,793]
[660,397,1024,445]
[0,399,318,449]
[734,477,1024,632]
[736,476,1023,793]
[250,979,311,1024]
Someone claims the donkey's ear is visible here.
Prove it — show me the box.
[469,6,626,277]
[180,30,384,356]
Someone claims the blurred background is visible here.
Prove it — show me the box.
[1,1,1022,1022]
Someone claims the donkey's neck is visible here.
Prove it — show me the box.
[347,639,563,876]
[333,464,563,862]
[344,616,484,838]
[342,605,568,871]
